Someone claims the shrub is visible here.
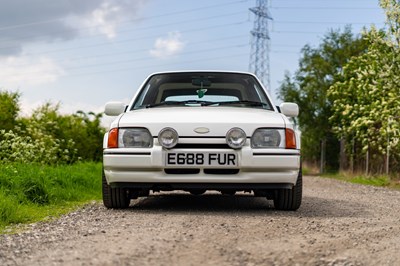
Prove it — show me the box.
[0,129,73,165]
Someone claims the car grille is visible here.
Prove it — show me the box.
[174,143,232,149]
[164,169,239,175]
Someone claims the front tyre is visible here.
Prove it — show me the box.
[273,169,302,211]
[102,171,130,209]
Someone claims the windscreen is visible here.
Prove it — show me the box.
[132,72,273,110]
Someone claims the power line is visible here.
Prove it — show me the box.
[5,52,251,82]
[0,0,251,32]
[5,20,248,55]
[272,30,328,34]
[274,20,384,25]
[270,6,379,10]
[273,0,376,1]
[3,43,249,77]
[0,11,246,48]
[1,38,298,71]
[68,44,248,72]
[68,51,249,77]
[271,44,303,48]
[271,50,301,54]
[6,34,249,68]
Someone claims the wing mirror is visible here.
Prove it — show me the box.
[279,102,299,117]
[105,102,126,116]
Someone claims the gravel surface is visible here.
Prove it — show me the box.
[1,175,400,266]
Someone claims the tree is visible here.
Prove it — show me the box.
[67,110,105,162]
[21,103,106,163]
[328,0,400,174]
[0,91,20,132]
[278,27,368,171]
[0,100,106,164]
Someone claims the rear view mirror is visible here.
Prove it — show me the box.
[192,78,212,87]
[279,102,299,117]
[105,102,126,116]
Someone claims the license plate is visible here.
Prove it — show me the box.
[165,152,237,167]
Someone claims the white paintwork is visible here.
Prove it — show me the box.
[103,71,301,187]
[280,102,299,117]
[117,107,286,137]
[103,145,300,184]
[104,101,126,116]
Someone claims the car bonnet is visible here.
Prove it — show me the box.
[117,107,286,137]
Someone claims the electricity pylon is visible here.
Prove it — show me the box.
[249,0,272,93]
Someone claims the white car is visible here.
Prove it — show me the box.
[103,71,302,210]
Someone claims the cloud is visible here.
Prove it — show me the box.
[150,31,185,59]
[0,0,147,56]
[0,56,64,88]
[84,2,122,39]
[81,2,137,39]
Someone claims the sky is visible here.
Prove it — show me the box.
[0,0,387,121]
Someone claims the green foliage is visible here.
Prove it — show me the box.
[0,91,20,133]
[380,0,400,45]
[328,1,400,174]
[0,129,72,164]
[328,29,400,153]
[0,91,106,164]
[349,175,390,187]
[0,189,20,225]
[278,27,368,170]
[69,111,105,162]
[0,162,102,230]
[0,91,105,230]
[323,173,392,188]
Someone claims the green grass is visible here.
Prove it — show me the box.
[0,162,102,233]
[322,172,400,190]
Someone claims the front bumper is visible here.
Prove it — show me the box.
[103,140,300,188]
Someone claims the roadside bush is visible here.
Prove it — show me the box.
[0,90,105,229]
[0,129,73,165]
[0,90,105,165]
[0,91,19,133]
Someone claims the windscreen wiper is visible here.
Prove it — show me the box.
[145,101,185,108]
[212,100,269,108]
[180,100,214,106]
[145,100,214,108]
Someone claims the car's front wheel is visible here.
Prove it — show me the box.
[273,169,302,211]
[102,171,130,209]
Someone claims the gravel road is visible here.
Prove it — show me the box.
[1,175,400,266]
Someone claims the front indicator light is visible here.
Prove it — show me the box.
[285,128,296,149]
[107,128,119,148]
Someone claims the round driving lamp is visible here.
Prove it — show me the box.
[226,127,246,149]
[158,127,179,149]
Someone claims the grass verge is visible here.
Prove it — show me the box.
[0,162,102,233]
[321,172,400,190]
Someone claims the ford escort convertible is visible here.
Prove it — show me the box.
[103,71,302,210]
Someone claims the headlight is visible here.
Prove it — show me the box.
[226,128,246,149]
[251,129,285,148]
[158,127,179,149]
[118,128,153,148]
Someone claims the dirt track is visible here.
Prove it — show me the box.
[1,175,400,266]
